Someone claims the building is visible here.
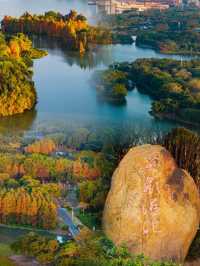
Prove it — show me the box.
[94,0,169,14]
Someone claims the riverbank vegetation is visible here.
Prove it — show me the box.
[109,58,200,125]
[2,10,118,54]
[106,7,200,55]
[0,32,46,117]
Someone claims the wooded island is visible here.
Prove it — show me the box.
[102,58,200,125]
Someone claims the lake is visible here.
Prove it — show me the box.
[0,0,196,245]
[0,0,193,139]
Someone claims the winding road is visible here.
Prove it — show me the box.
[58,207,80,237]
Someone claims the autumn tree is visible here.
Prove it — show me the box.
[163,127,200,190]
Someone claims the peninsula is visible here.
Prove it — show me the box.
[0,33,47,116]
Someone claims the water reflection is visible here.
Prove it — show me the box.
[0,0,197,141]
[33,35,196,71]
[32,36,114,69]
[0,110,37,137]
[0,36,190,141]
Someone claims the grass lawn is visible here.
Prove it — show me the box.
[76,210,100,230]
[0,243,17,265]
[0,243,14,256]
[0,256,16,266]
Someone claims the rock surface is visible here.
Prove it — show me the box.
[103,145,200,262]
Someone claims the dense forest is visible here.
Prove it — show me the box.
[0,180,57,229]
[0,150,102,229]
[108,58,200,125]
[0,125,153,230]
[0,134,112,228]
[106,7,200,54]
[0,149,101,182]
[0,32,46,116]
[2,10,114,54]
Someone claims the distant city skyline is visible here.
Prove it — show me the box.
[91,0,200,14]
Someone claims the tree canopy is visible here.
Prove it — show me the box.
[0,33,47,116]
[110,58,200,125]
[2,10,113,54]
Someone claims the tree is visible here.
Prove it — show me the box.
[25,138,56,154]
[164,82,183,94]
[2,10,113,54]
[0,173,9,185]
[12,233,180,266]
[113,84,127,97]
[0,33,46,117]
[189,78,200,95]
[68,10,78,20]
[163,127,200,189]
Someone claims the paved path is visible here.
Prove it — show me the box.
[58,207,80,237]
[10,255,41,266]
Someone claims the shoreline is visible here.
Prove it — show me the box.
[151,112,200,129]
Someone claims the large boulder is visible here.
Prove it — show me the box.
[103,145,200,262]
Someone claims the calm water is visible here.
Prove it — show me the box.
[0,0,193,138]
[0,0,195,244]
